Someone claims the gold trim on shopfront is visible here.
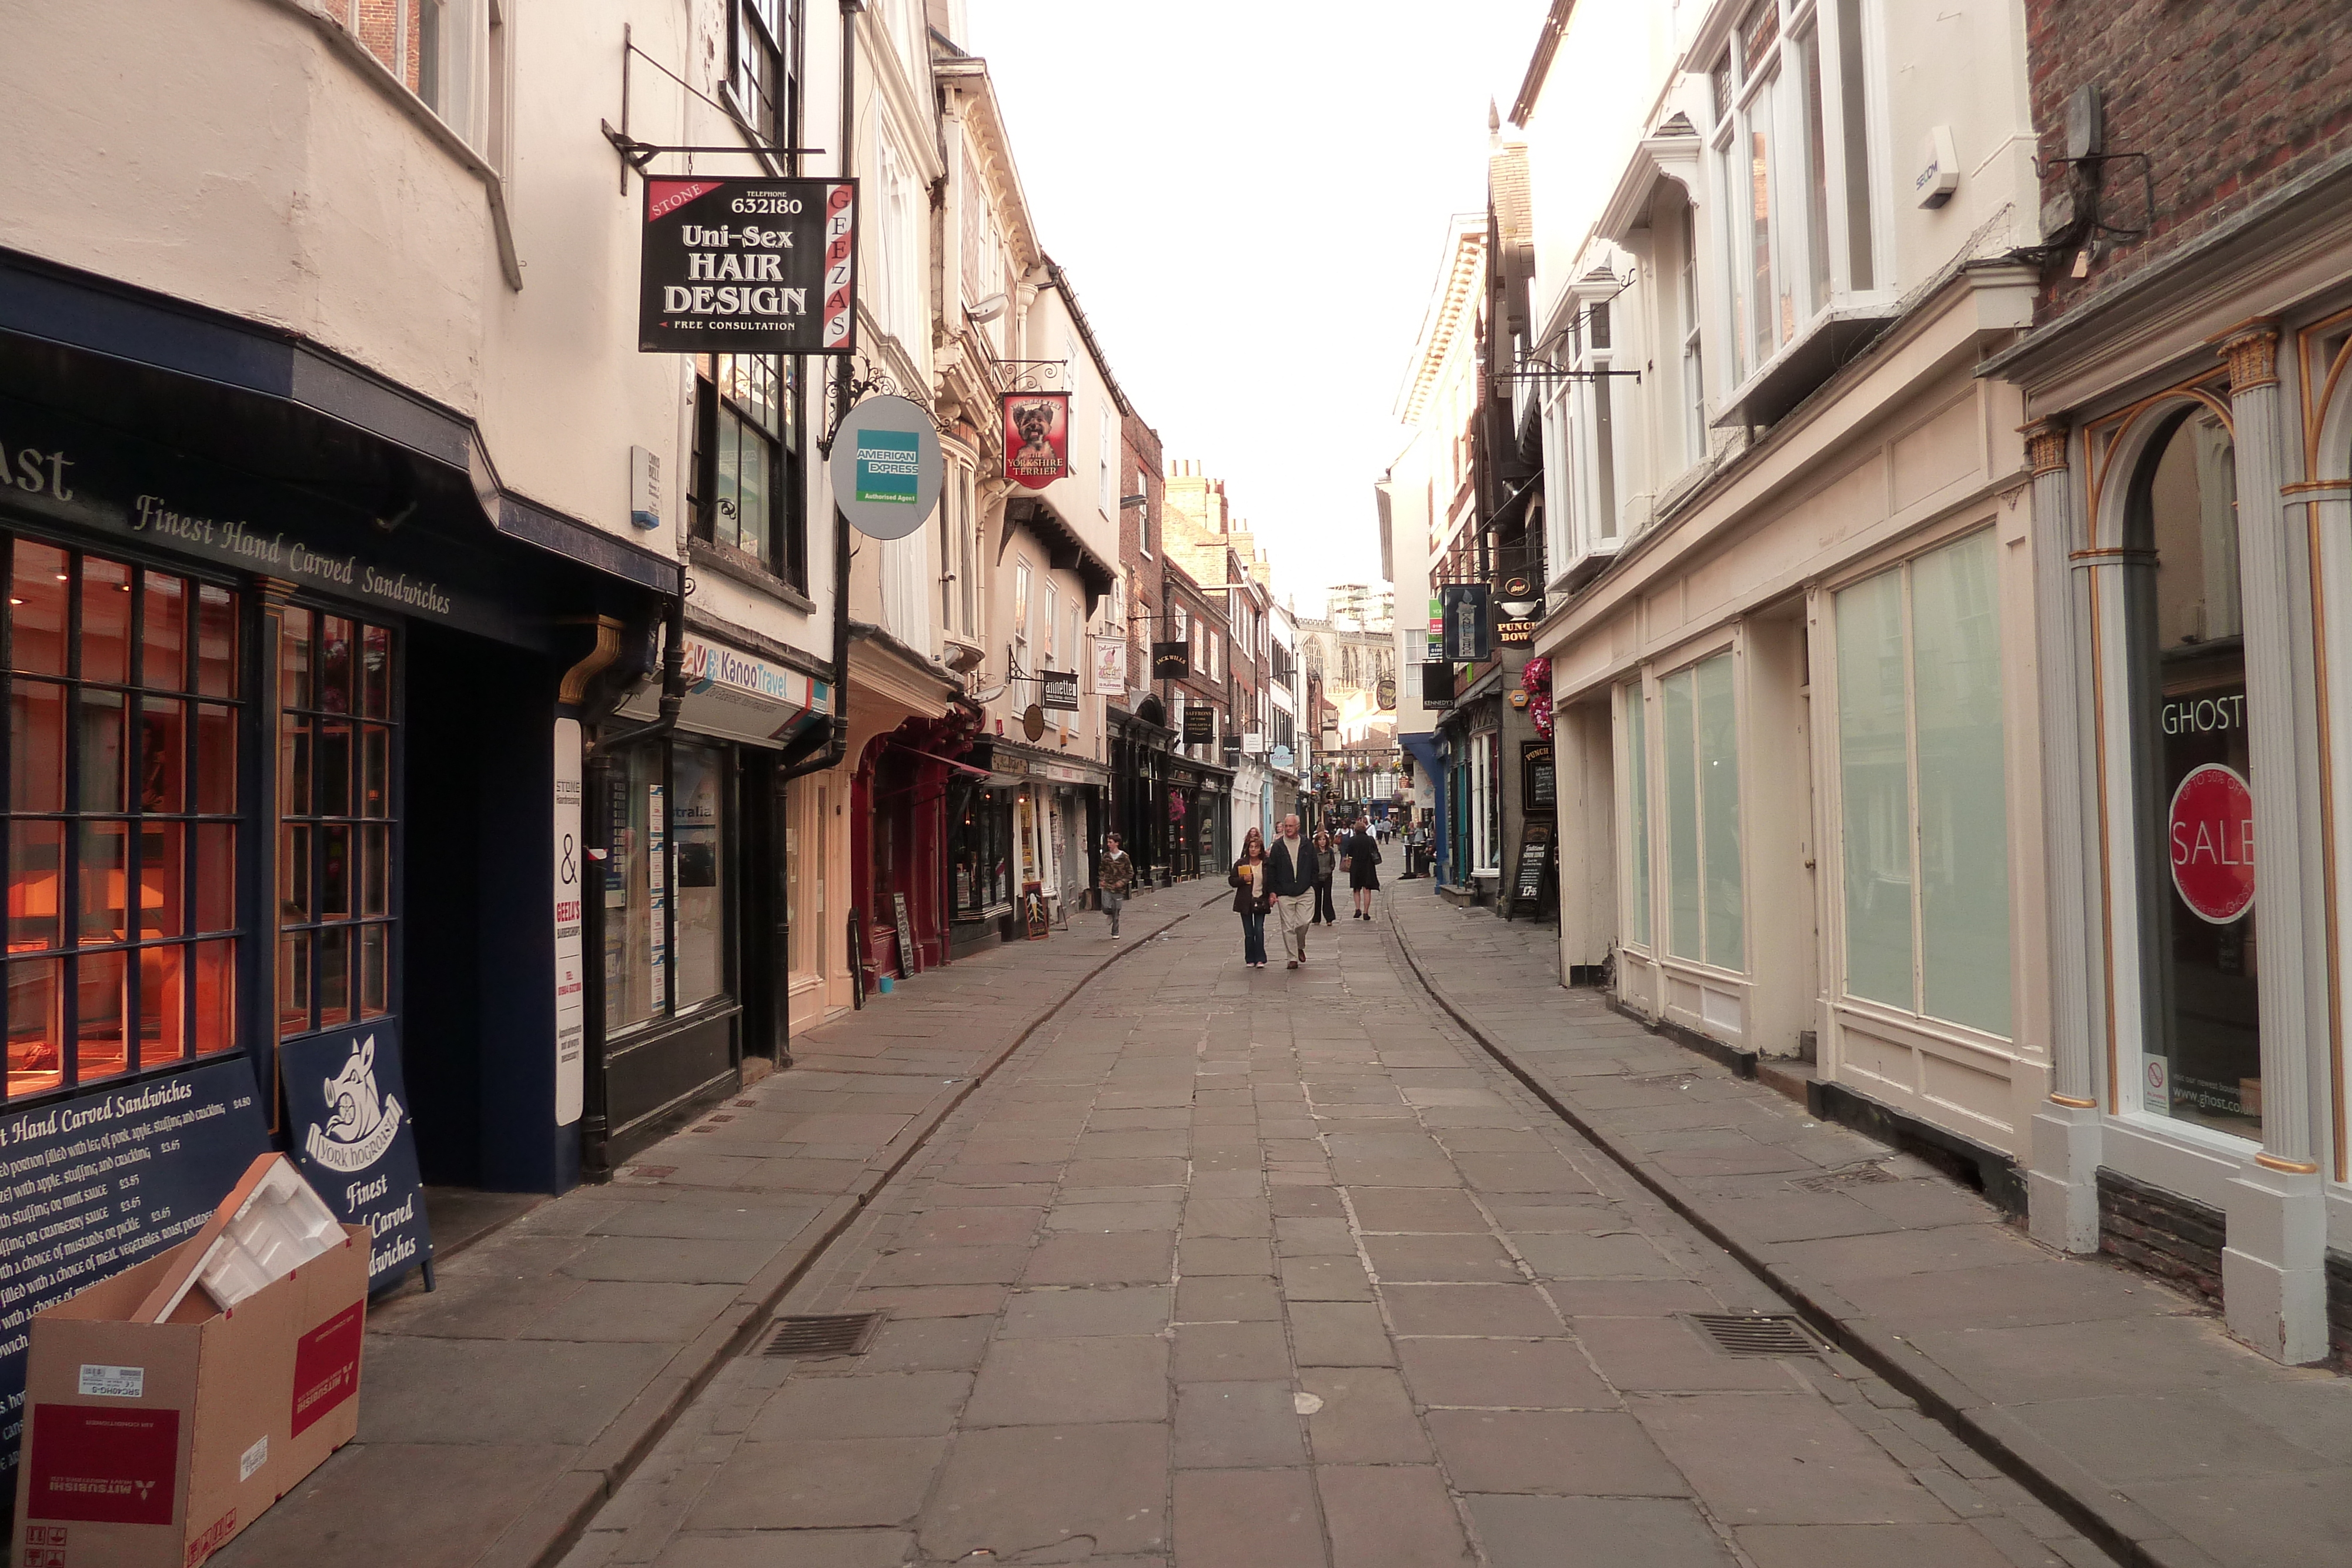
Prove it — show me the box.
[2068,547,2156,564]
[2213,317,2282,393]
[2048,1092,2099,1109]
[2023,419,2070,477]
[2253,1152,2321,1175]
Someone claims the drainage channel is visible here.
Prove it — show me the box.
[1381,908,2159,1568]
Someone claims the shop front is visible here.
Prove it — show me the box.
[1110,700,1174,887]
[1985,206,2352,1360]
[592,629,829,1166]
[0,266,674,1465]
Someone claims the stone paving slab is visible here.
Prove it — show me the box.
[1387,891,2352,1568]
[564,900,2124,1568]
[215,884,1222,1568]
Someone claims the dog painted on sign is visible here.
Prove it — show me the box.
[1007,400,1062,480]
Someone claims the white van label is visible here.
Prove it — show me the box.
[240,1434,269,1482]
[77,1364,143,1399]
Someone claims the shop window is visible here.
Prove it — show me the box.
[1621,681,1651,948]
[6,542,242,1099]
[1833,530,2010,1035]
[604,740,736,1034]
[1014,559,1033,672]
[1660,651,1742,969]
[277,608,395,1042]
[692,354,807,591]
[2127,406,2254,1134]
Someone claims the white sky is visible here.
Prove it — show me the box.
[965,1,1553,615]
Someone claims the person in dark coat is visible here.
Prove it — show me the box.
[1230,828,1271,968]
[1345,815,1382,920]
[1266,814,1318,968]
[1311,828,1339,924]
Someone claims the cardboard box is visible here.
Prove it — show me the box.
[11,1222,369,1567]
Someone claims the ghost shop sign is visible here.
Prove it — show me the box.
[639,178,857,353]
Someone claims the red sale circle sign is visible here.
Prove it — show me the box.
[2168,763,2255,924]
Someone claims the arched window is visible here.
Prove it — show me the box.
[2126,403,2254,1135]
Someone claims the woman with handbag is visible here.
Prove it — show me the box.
[1311,828,1339,924]
[1230,827,1272,968]
[1346,815,1382,920]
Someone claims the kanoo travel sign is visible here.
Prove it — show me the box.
[639,177,857,353]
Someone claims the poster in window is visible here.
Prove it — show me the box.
[639,177,857,353]
[1002,392,1071,489]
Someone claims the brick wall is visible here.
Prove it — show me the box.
[1118,413,1163,707]
[2029,0,2352,319]
[2096,1168,2223,1306]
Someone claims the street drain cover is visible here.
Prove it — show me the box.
[1688,1313,1823,1357]
[761,1312,884,1358]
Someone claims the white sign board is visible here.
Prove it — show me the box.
[1088,634,1127,699]
[554,720,585,1125]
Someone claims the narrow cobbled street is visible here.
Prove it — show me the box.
[557,903,2121,1568]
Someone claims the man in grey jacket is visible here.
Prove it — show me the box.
[1267,814,1317,969]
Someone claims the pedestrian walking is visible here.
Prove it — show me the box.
[1230,828,1271,968]
[1311,828,1339,924]
[1346,815,1382,920]
[1267,814,1317,968]
[1097,831,1135,938]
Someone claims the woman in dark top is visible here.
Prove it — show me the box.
[1311,828,1339,924]
[1230,827,1272,968]
[1345,817,1382,920]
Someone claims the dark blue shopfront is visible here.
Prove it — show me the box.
[0,248,686,1479]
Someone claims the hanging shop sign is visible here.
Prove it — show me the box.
[1040,671,1081,712]
[1271,744,1295,772]
[1151,641,1191,680]
[280,1024,433,1292]
[1422,663,1456,703]
[1221,734,1241,763]
[2169,762,2256,924]
[1184,706,1215,745]
[1377,676,1397,711]
[639,177,857,353]
[0,1060,270,1482]
[1441,584,1491,661]
[827,395,943,540]
[1088,634,1127,698]
[1001,392,1072,489]
[1496,570,1543,644]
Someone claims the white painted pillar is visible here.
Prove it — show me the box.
[2214,320,2329,1363]
[2022,420,2104,1252]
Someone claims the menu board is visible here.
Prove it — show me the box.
[0,1059,270,1477]
[1513,821,1555,908]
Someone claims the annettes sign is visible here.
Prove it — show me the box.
[639,178,857,353]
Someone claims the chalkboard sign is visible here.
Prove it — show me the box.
[1022,884,1051,941]
[1513,821,1554,907]
[893,891,919,978]
[0,1059,272,1479]
[1524,743,1556,814]
[281,1022,433,1293]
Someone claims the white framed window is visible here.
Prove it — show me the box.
[1709,0,1878,389]
[1065,602,1080,684]
[1013,558,1033,672]
[1830,528,2009,1037]
[1678,203,1708,466]
[1658,649,1742,971]
[1098,406,1115,512]
[1541,380,1574,580]
[1572,305,1621,554]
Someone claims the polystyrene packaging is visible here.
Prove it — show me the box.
[195,1160,346,1310]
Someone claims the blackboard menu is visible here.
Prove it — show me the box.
[893,892,920,978]
[0,1059,271,1478]
[1524,743,1556,813]
[1514,822,1555,906]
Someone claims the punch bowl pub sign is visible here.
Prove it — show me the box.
[640,177,858,354]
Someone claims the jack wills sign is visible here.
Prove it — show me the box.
[639,178,857,353]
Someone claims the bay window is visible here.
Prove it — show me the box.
[1709,0,1879,391]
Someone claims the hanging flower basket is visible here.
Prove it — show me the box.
[1530,690,1555,739]
[1521,654,1552,691]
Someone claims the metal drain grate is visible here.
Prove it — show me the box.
[1796,1162,1896,1192]
[1688,1313,1823,1358]
[1629,1071,1700,1088]
[761,1312,885,1358]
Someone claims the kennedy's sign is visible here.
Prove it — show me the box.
[639,178,857,353]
